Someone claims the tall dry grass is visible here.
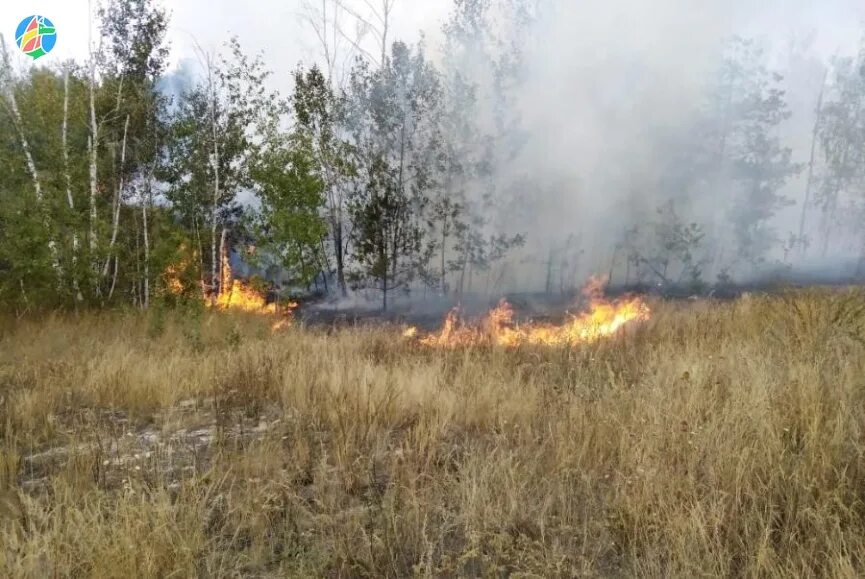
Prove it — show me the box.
[1,290,865,577]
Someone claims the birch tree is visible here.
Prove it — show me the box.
[0,34,62,282]
[166,39,274,299]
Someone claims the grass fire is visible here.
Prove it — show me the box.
[405,277,651,348]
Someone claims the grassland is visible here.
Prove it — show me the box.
[2,290,865,577]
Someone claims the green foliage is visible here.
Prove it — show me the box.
[251,130,327,288]
[0,1,534,312]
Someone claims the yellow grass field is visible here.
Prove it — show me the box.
[2,290,865,577]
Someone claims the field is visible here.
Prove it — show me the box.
[2,291,865,577]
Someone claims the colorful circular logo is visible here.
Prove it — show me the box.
[15,15,56,60]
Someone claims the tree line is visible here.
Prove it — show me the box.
[605,35,865,290]
[2,0,865,313]
[0,0,531,313]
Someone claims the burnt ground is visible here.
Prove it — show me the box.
[294,289,652,330]
[290,275,865,330]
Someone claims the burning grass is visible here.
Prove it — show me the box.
[2,290,865,576]
[405,276,651,348]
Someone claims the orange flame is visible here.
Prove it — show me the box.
[162,244,297,330]
[212,253,299,331]
[407,276,650,348]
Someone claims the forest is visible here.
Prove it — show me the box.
[2,0,864,314]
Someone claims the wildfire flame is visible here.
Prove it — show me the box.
[405,276,650,348]
[162,244,297,330]
[213,253,298,331]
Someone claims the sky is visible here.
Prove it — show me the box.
[2,1,863,91]
[3,0,863,91]
[0,0,450,95]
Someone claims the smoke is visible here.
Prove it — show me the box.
[155,0,865,299]
[453,0,865,291]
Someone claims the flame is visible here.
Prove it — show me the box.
[406,276,650,348]
[162,264,186,295]
[162,243,297,330]
[213,280,278,314]
[212,252,298,331]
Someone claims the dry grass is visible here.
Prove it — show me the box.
[2,290,865,577]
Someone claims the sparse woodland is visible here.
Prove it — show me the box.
[2,1,865,312]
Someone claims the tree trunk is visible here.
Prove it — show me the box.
[441,229,447,295]
[191,213,206,298]
[545,248,554,295]
[334,223,347,296]
[0,34,61,280]
[142,175,152,309]
[218,227,229,299]
[318,235,330,294]
[797,70,827,255]
[62,69,83,302]
[133,207,141,307]
[608,247,618,287]
[108,249,120,300]
[88,53,99,269]
[382,266,388,312]
[821,195,838,258]
[103,114,130,280]
[209,69,221,302]
[458,249,468,297]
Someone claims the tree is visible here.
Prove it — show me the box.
[251,129,328,289]
[639,200,708,288]
[816,49,865,257]
[292,65,356,295]
[706,37,801,271]
[346,41,442,309]
[165,39,273,300]
[0,36,62,292]
[350,155,424,310]
[437,0,531,297]
[92,0,170,300]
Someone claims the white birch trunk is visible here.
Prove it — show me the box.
[88,9,99,268]
[102,114,130,279]
[108,251,119,300]
[63,69,83,302]
[142,177,151,309]
[209,62,221,301]
[0,34,61,278]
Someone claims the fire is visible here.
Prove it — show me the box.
[406,276,650,348]
[213,279,278,314]
[271,317,293,332]
[211,252,298,329]
[162,243,297,329]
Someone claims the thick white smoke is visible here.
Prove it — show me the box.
[460,0,865,290]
